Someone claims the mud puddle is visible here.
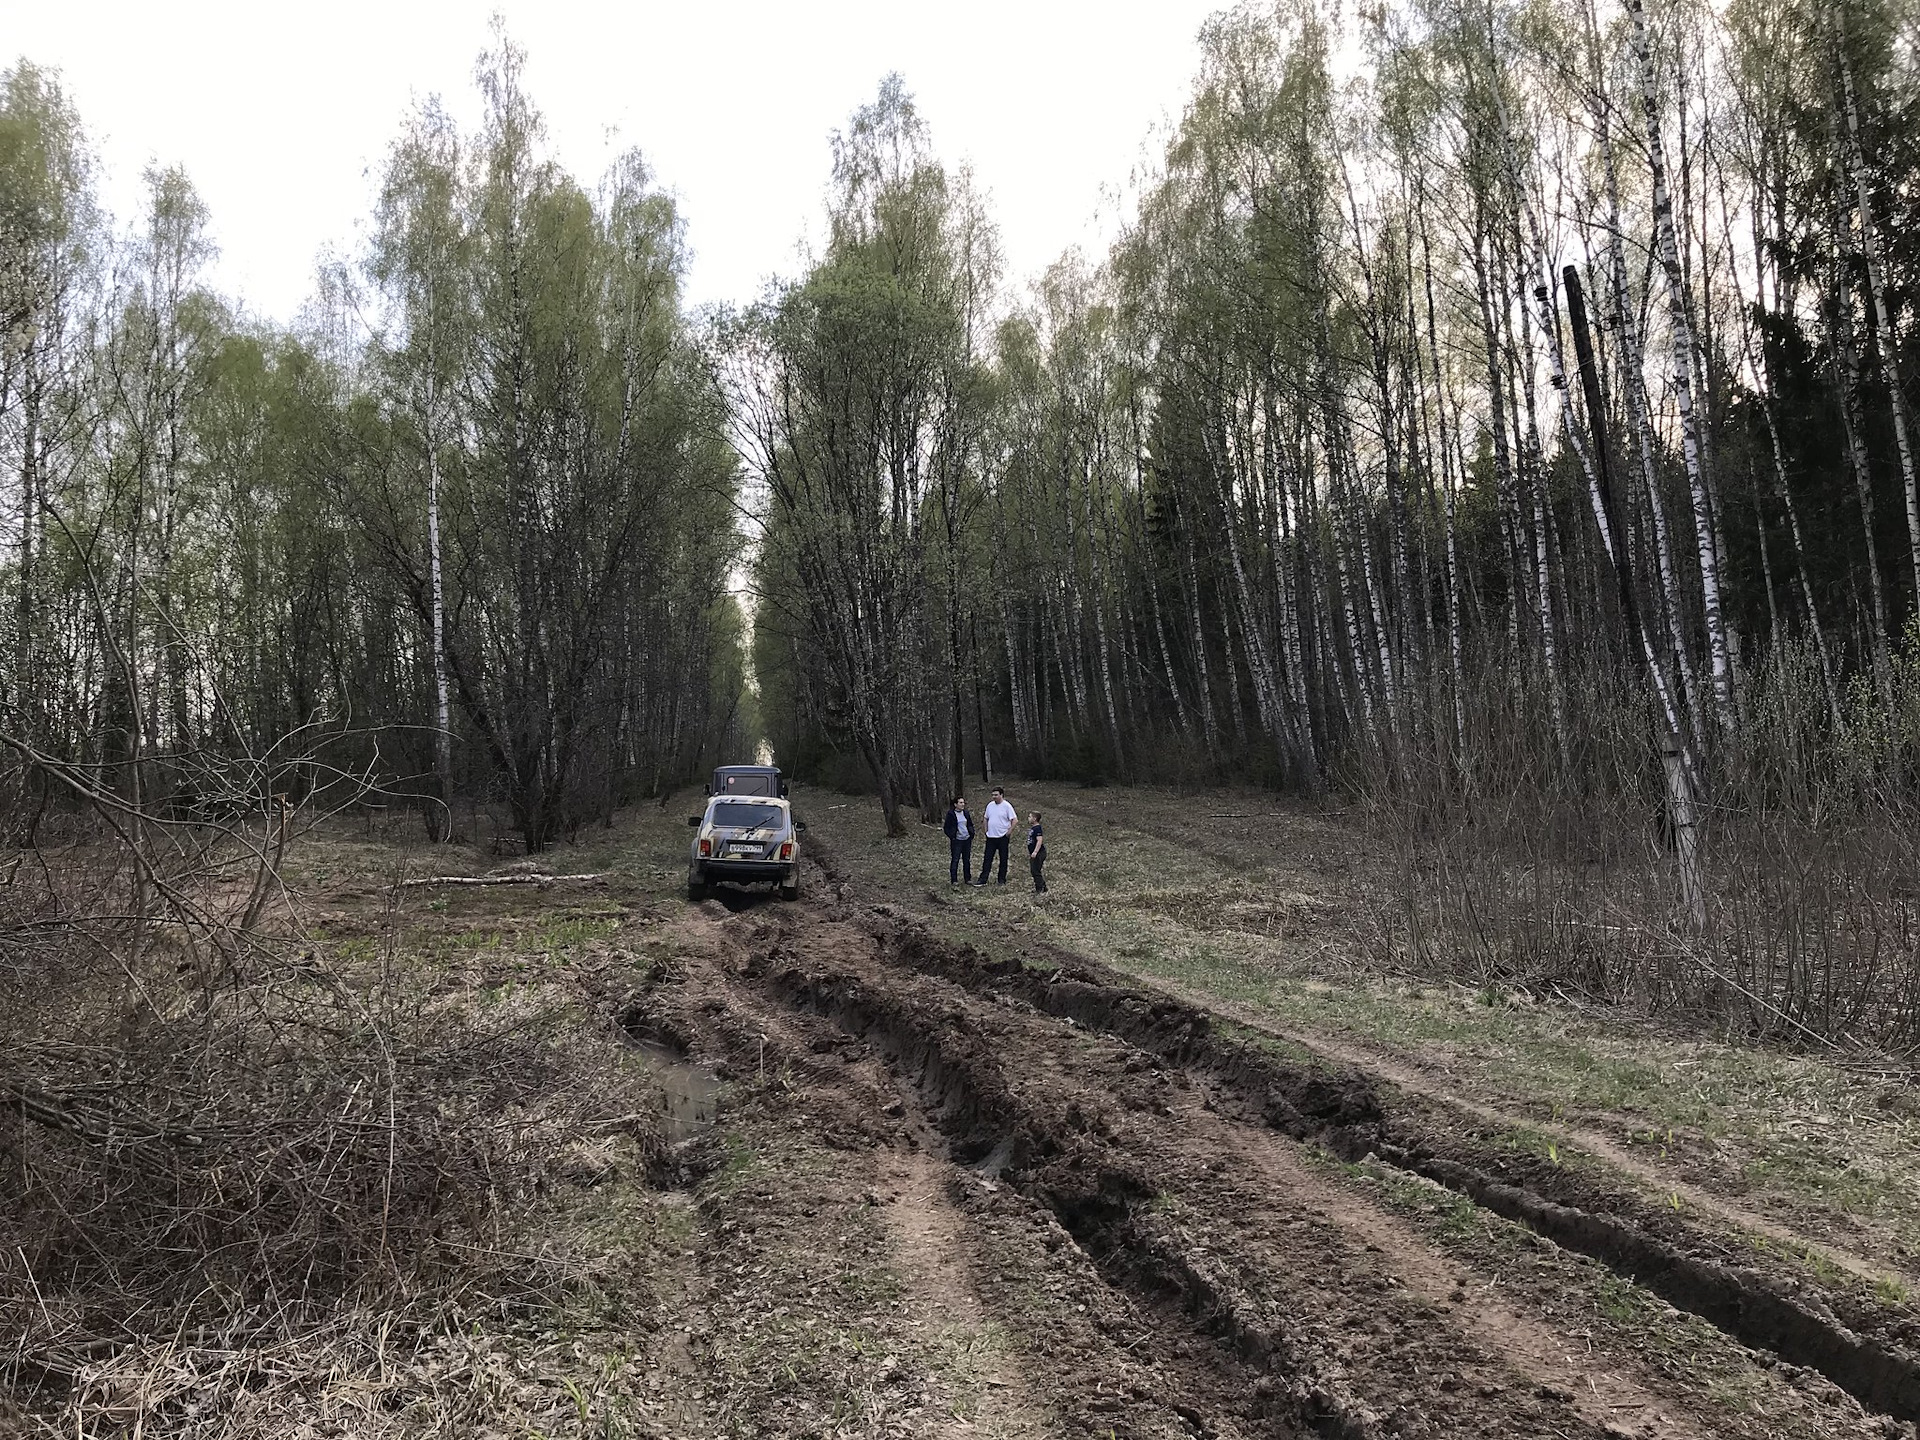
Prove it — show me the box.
[622,1030,720,1142]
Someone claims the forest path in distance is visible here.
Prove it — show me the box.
[282,784,1920,1438]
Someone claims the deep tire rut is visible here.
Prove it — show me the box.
[839,902,1920,1430]
[749,938,1393,1438]
[647,857,1908,1437]
[730,896,1714,1439]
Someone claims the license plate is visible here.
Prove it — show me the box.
[727,843,761,856]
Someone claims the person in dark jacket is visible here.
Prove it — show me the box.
[1026,812,1047,893]
[942,797,974,885]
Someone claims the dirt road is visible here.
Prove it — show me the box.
[617,844,1914,1440]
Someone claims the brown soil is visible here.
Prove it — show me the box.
[617,852,1916,1439]
[1126,964,1911,1295]
[1282,1014,1905,1291]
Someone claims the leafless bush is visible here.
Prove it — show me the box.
[1353,638,1920,1052]
[0,736,661,1433]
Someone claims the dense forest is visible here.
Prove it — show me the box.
[745,0,1920,819]
[5,0,1920,1025]
[732,0,1920,1039]
[0,42,749,853]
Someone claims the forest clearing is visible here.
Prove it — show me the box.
[9,786,1918,1437]
[10,0,1920,1432]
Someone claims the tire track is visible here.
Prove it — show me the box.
[1147,966,1909,1294]
[840,905,1920,1429]
[646,862,1903,1436]
[740,903,1636,1438]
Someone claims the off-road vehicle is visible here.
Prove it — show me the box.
[688,792,804,901]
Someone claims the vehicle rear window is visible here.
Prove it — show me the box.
[708,802,783,830]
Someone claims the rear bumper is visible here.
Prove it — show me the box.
[697,860,795,883]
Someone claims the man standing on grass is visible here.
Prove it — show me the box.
[979,787,1016,886]
[942,796,974,885]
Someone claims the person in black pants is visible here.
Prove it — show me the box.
[1026,812,1047,893]
[978,787,1016,885]
[942,797,974,885]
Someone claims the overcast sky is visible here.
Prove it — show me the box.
[9,0,1224,322]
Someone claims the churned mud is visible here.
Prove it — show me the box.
[611,842,1918,1439]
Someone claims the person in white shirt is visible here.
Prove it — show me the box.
[979,787,1017,886]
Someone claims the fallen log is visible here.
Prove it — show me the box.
[395,873,606,890]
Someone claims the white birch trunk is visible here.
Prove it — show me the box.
[1000,592,1032,760]
[1330,519,1376,734]
[1127,397,1193,742]
[1599,105,1698,727]
[1209,413,1290,757]
[1511,264,1567,746]
[1182,515,1221,756]
[1471,238,1526,673]
[1080,426,1125,769]
[1628,0,1736,732]
[425,351,452,839]
[1417,192,1465,747]
[1548,277,1692,752]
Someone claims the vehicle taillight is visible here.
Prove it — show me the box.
[779,842,794,860]
[699,838,711,857]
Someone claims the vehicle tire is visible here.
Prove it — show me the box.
[687,871,708,902]
[778,874,799,902]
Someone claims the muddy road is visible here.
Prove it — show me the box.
[615,846,1915,1440]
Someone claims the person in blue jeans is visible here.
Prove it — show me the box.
[942,796,974,885]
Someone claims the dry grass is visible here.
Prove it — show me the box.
[0,787,691,1437]
[1355,643,1920,1051]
